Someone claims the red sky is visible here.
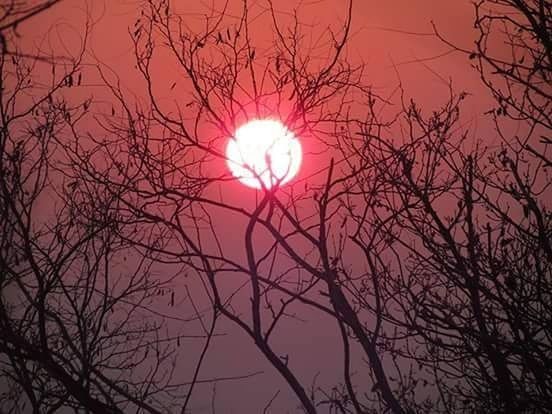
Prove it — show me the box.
[19,1,503,412]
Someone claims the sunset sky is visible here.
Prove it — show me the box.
[16,1,511,412]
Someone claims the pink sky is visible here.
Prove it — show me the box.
[17,1,505,412]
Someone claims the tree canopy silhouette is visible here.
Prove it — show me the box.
[1,0,550,413]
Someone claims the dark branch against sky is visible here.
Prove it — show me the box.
[1,1,550,413]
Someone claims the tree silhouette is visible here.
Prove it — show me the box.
[0,2,199,413]
[1,0,551,413]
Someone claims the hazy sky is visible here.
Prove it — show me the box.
[18,1,499,412]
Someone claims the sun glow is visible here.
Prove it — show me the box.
[226,119,302,189]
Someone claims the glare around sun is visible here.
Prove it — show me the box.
[226,119,302,189]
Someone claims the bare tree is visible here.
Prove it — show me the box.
[435,0,551,162]
[71,0,551,412]
[347,85,551,413]
[0,3,206,413]
[3,0,550,413]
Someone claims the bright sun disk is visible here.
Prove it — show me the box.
[226,119,302,189]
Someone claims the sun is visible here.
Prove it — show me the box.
[226,119,302,189]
